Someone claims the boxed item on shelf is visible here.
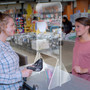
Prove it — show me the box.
[81,13,88,17]
[31,39,49,50]
[64,32,76,41]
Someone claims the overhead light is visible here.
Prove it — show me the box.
[0,2,16,5]
[19,1,25,3]
[36,0,49,3]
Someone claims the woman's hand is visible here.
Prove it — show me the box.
[73,66,88,74]
[21,68,33,77]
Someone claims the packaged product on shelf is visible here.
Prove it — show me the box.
[31,39,49,50]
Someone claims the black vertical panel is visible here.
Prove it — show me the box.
[21,3,24,15]
[72,1,74,14]
[49,0,51,2]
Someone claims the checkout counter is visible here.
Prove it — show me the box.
[26,69,90,90]
[20,62,90,90]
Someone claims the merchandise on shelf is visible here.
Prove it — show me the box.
[26,15,32,26]
[10,32,61,50]
[15,17,24,33]
[35,21,47,34]
[63,32,76,41]
[24,15,37,33]
[70,12,89,25]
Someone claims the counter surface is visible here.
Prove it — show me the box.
[26,70,90,90]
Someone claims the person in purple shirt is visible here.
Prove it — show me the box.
[72,17,90,81]
[0,12,32,90]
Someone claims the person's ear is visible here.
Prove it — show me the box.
[0,24,7,33]
[0,25,4,32]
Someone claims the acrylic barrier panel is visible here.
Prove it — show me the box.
[35,2,71,90]
[48,59,71,90]
[36,2,62,13]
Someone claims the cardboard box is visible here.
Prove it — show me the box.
[31,39,49,50]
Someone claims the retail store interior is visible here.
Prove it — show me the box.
[0,0,89,72]
[0,0,90,89]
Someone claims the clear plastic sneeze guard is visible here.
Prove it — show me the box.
[36,2,71,90]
